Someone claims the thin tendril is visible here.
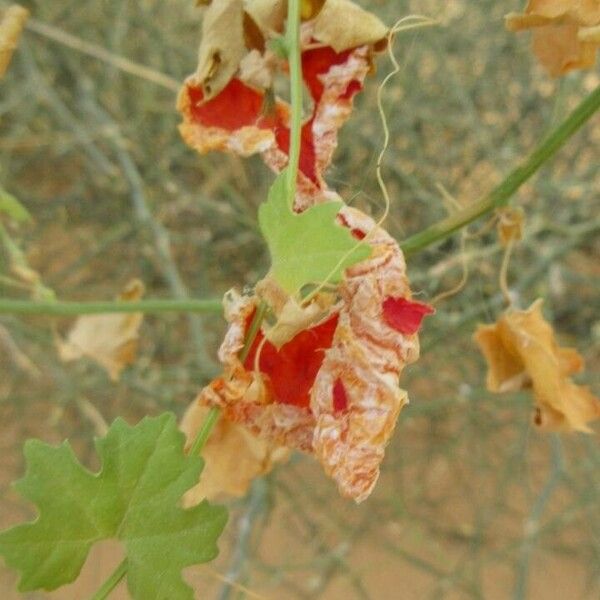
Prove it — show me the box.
[431,230,470,305]
[430,183,471,304]
[301,15,438,307]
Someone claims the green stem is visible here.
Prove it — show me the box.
[188,406,222,457]
[0,298,222,316]
[400,84,600,256]
[285,0,302,206]
[90,559,128,600]
[239,300,268,363]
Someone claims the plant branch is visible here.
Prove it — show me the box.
[0,298,222,316]
[239,301,268,363]
[25,18,179,91]
[400,84,600,256]
[285,0,302,205]
[188,406,222,457]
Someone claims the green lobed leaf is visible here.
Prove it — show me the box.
[0,187,31,223]
[258,171,371,294]
[0,413,228,599]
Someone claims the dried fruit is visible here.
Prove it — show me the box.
[181,0,434,503]
[178,0,388,206]
[195,0,246,99]
[474,299,600,432]
[311,0,388,52]
[506,1,600,75]
[192,208,433,502]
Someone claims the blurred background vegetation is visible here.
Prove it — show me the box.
[1,0,599,598]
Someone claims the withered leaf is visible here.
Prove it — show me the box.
[579,24,600,42]
[57,279,145,381]
[238,48,274,89]
[474,299,600,433]
[196,0,246,99]
[506,1,600,75]
[312,0,388,53]
[181,403,288,503]
[244,0,286,35]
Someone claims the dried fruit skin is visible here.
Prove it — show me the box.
[311,0,388,53]
[474,300,600,432]
[178,41,372,207]
[195,0,246,99]
[194,290,318,452]
[181,0,434,502]
[178,2,387,207]
[310,208,422,501]
[506,1,600,75]
[193,208,431,502]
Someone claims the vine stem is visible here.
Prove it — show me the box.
[285,0,302,206]
[0,298,222,316]
[188,405,222,457]
[400,83,600,256]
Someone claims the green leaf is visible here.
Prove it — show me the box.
[0,413,228,599]
[0,187,31,223]
[258,171,371,294]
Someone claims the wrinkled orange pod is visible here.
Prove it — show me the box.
[192,207,433,502]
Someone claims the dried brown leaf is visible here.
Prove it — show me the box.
[57,279,145,381]
[301,0,326,21]
[506,0,600,75]
[244,0,286,34]
[195,0,246,99]
[180,402,289,503]
[579,23,600,42]
[474,299,600,433]
[312,0,388,53]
